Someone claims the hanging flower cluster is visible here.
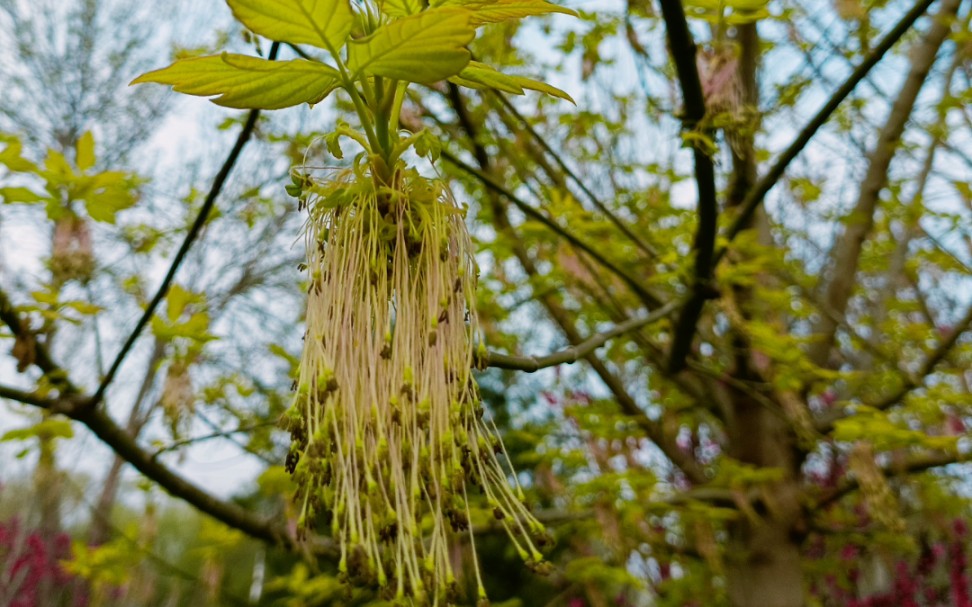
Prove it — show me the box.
[133,0,577,602]
[281,163,550,604]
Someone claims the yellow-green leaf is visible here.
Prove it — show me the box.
[382,0,425,17]
[44,149,74,179]
[449,61,574,103]
[437,0,577,25]
[226,0,354,51]
[166,284,193,323]
[76,131,96,171]
[0,186,45,204]
[132,54,341,110]
[514,75,574,103]
[450,61,524,93]
[78,171,139,223]
[0,137,38,173]
[348,9,474,83]
[1,419,74,442]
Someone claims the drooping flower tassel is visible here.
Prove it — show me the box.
[282,165,550,605]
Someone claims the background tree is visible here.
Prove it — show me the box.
[2,1,972,606]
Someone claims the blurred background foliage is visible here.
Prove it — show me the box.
[1,0,971,606]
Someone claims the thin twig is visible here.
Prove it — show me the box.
[86,42,281,411]
[149,421,277,461]
[817,300,972,432]
[491,91,660,259]
[720,0,940,249]
[440,148,662,309]
[485,300,682,372]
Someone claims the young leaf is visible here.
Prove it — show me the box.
[1,419,74,443]
[450,61,525,94]
[437,0,578,25]
[77,171,139,223]
[166,284,194,323]
[0,137,38,173]
[76,131,96,171]
[382,0,425,17]
[0,186,45,204]
[347,9,475,83]
[132,54,341,110]
[226,0,354,51]
[449,61,575,103]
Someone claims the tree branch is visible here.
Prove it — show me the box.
[85,42,281,411]
[149,421,276,461]
[440,148,662,309]
[444,87,705,483]
[0,383,54,409]
[817,300,972,432]
[815,449,972,510]
[656,0,719,373]
[0,380,325,556]
[489,91,660,259]
[808,0,960,367]
[485,300,682,372]
[0,288,81,396]
[71,404,306,551]
[720,0,942,251]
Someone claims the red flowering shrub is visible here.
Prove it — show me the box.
[0,518,88,607]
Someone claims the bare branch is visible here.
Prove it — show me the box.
[440,147,663,309]
[485,300,683,372]
[721,0,943,251]
[809,0,960,367]
[86,42,282,411]
[656,0,720,373]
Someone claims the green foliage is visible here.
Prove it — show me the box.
[133,55,341,109]
[449,61,574,103]
[150,285,215,343]
[0,418,74,443]
[3,1,972,606]
[133,0,576,117]
[0,131,140,223]
[347,9,474,82]
[228,0,355,51]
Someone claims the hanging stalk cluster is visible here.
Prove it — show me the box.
[283,158,550,604]
[133,0,577,603]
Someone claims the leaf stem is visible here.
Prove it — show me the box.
[374,76,391,157]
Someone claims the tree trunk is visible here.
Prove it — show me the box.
[725,397,805,607]
[726,515,804,607]
[722,22,806,607]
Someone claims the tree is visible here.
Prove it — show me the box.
[2,1,972,606]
